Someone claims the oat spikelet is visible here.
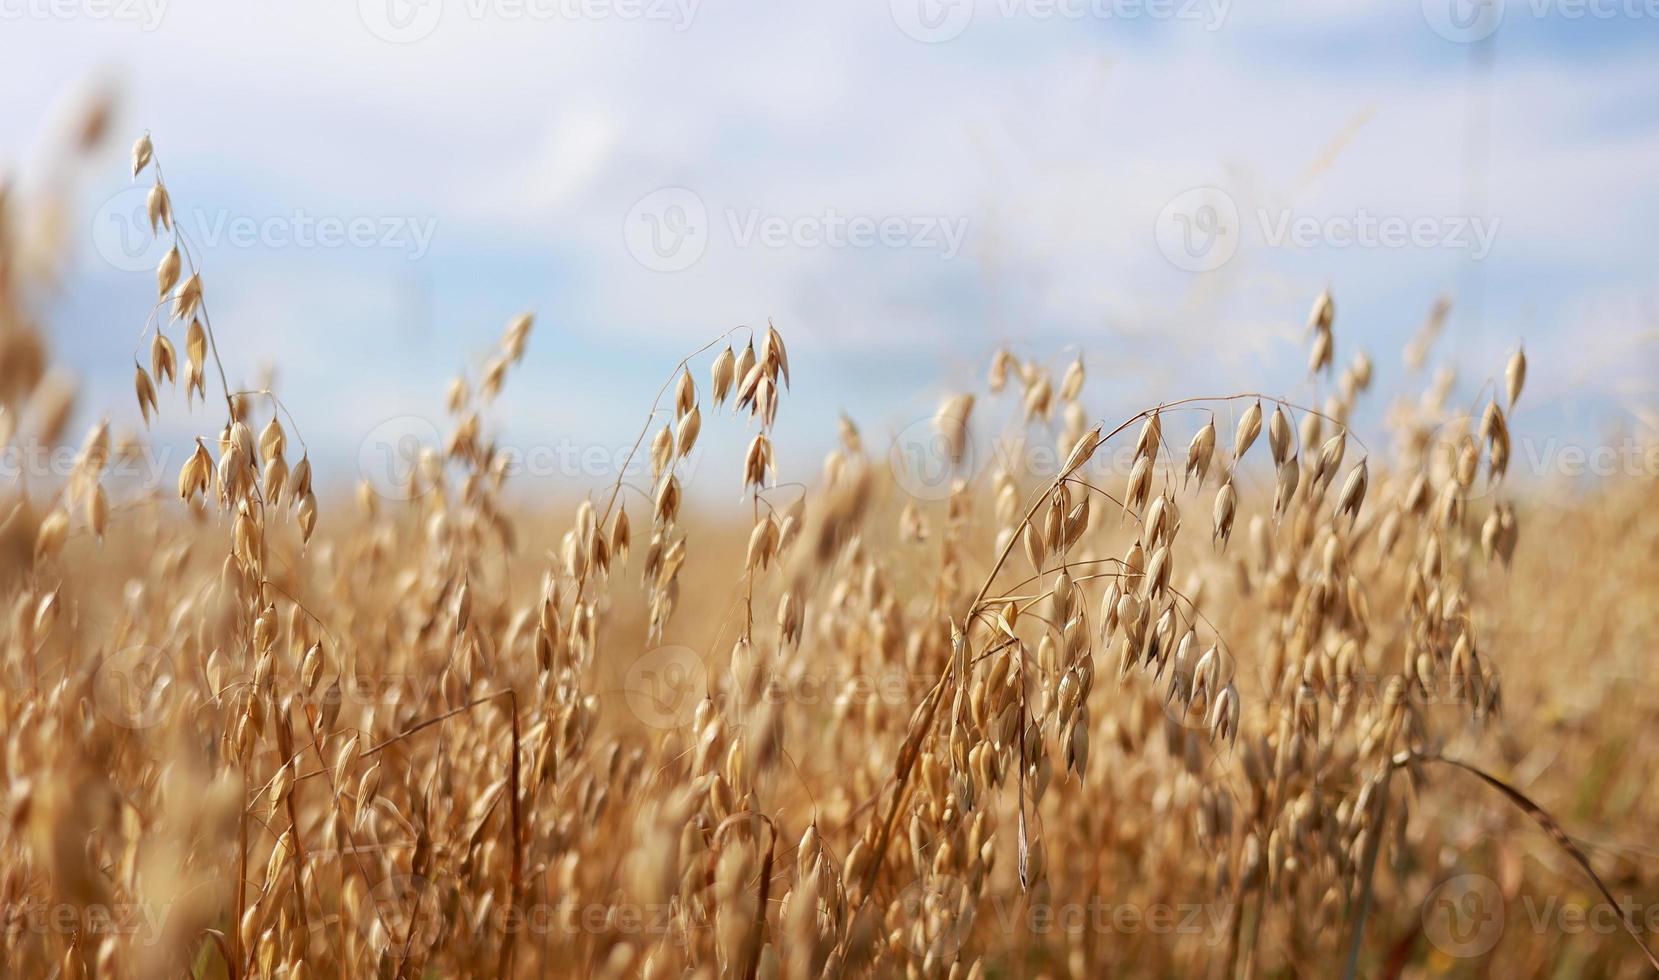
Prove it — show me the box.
[1185,416,1216,486]
[172,272,203,321]
[1059,355,1084,401]
[676,404,702,458]
[1272,455,1299,518]
[298,490,318,542]
[1506,346,1527,407]
[935,394,974,466]
[610,506,631,563]
[764,321,790,387]
[988,348,1014,392]
[150,332,177,385]
[712,345,736,406]
[1212,481,1236,548]
[1061,424,1102,476]
[1307,288,1334,336]
[146,183,172,232]
[675,366,696,417]
[1234,399,1262,462]
[36,508,70,559]
[1268,406,1291,465]
[504,312,533,362]
[134,363,159,425]
[185,317,208,401]
[131,133,153,178]
[1335,458,1368,520]
[157,246,181,298]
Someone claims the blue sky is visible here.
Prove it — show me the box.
[2,0,1656,500]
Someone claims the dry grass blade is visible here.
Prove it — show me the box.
[1401,751,1659,973]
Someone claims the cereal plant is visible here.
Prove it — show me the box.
[1,116,1656,980]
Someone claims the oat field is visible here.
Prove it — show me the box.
[3,119,1658,980]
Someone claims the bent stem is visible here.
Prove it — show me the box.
[1398,751,1659,972]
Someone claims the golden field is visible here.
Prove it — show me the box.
[2,117,1658,980]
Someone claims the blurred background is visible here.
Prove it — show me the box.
[2,0,1656,500]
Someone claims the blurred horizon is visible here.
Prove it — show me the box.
[2,0,1656,502]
